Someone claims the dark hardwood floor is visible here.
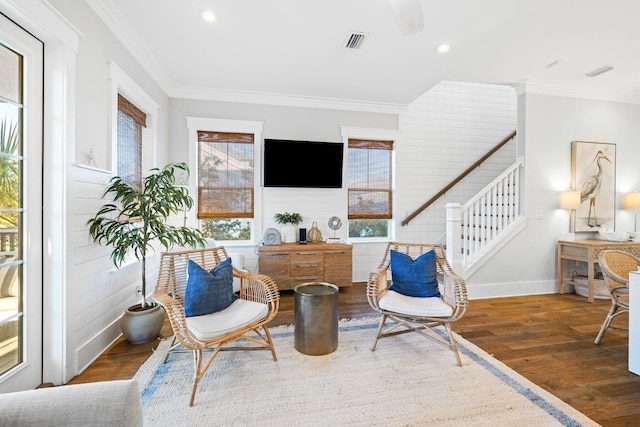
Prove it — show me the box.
[69,284,640,427]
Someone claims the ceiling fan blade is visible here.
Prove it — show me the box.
[389,0,424,35]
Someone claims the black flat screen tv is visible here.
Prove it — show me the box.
[263,139,344,188]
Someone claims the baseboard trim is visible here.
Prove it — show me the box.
[467,279,558,300]
[74,319,122,379]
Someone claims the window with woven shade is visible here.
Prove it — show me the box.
[117,94,145,190]
[197,131,254,220]
[348,138,393,238]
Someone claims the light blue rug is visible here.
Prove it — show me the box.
[135,317,599,426]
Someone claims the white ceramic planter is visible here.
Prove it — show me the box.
[281,224,297,243]
[120,303,165,344]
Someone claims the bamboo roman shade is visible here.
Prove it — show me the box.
[197,131,254,219]
[117,94,145,190]
[348,139,393,219]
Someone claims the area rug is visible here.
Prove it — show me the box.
[135,317,599,426]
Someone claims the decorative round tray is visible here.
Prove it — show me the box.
[598,231,630,242]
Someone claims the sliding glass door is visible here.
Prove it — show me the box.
[0,12,44,392]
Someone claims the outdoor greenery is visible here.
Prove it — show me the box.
[201,218,251,241]
[348,219,388,238]
[274,212,303,225]
[0,118,19,228]
[88,162,206,309]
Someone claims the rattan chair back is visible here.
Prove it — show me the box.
[153,246,279,406]
[366,242,468,366]
[594,249,638,344]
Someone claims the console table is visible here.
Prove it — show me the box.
[557,239,640,302]
[258,242,352,290]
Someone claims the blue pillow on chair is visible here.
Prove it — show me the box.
[389,249,441,298]
[184,258,238,317]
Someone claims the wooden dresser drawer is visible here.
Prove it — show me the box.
[324,248,352,287]
[258,242,352,290]
[290,250,323,287]
[258,252,290,289]
[290,250,323,264]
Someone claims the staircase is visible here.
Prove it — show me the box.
[445,158,525,277]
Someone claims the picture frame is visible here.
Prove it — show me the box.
[571,141,616,232]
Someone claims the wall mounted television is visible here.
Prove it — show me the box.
[263,139,344,188]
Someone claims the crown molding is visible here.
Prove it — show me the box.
[1,0,81,51]
[515,80,640,105]
[170,85,406,114]
[86,0,173,94]
[86,0,406,115]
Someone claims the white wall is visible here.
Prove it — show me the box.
[468,92,640,299]
[169,82,518,282]
[395,81,518,243]
[45,0,172,380]
[169,98,399,277]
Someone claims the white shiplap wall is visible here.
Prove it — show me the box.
[237,81,518,283]
[392,81,518,246]
[67,165,161,373]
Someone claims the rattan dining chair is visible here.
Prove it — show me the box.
[366,242,468,366]
[595,249,638,344]
[153,246,279,406]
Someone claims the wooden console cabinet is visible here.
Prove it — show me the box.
[258,242,352,290]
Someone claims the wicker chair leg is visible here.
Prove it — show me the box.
[190,349,204,407]
[371,315,388,351]
[595,302,618,344]
[262,326,278,361]
[444,323,463,367]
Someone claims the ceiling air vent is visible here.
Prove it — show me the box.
[344,32,366,49]
[585,65,614,78]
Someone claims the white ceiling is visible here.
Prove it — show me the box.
[90,0,640,109]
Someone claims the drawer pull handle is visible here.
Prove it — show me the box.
[264,253,287,257]
[326,251,346,255]
[295,264,319,268]
[297,252,319,255]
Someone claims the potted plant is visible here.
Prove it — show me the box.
[274,212,303,243]
[88,162,206,344]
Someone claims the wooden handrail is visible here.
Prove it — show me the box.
[401,130,517,226]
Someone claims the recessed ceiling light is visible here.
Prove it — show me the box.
[436,44,451,54]
[202,10,216,23]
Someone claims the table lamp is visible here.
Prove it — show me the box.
[559,190,581,231]
[623,191,640,232]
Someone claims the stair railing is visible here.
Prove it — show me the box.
[446,157,525,274]
[401,130,516,227]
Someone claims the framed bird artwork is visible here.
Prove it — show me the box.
[571,141,616,232]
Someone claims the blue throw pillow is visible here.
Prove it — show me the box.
[184,258,238,317]
[388,249,440,298]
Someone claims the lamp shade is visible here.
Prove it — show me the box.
[623,192,640,210]
[559,191,581,210]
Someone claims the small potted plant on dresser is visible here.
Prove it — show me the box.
[88,162,206,344]
[274,212,303,243]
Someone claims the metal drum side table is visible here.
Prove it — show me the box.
[294,282,339,355]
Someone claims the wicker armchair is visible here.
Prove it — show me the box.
[153,246,279,406]
[595,250,638,344]
[366,242,468,366]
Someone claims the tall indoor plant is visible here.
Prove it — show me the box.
[88,162,205,343]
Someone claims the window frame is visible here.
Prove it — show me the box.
[341,126,398,242]
[186,117,264,246]
[108,61,157,177]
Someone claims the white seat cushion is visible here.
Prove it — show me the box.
[186,298,269,341]
[379,290,453,317]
